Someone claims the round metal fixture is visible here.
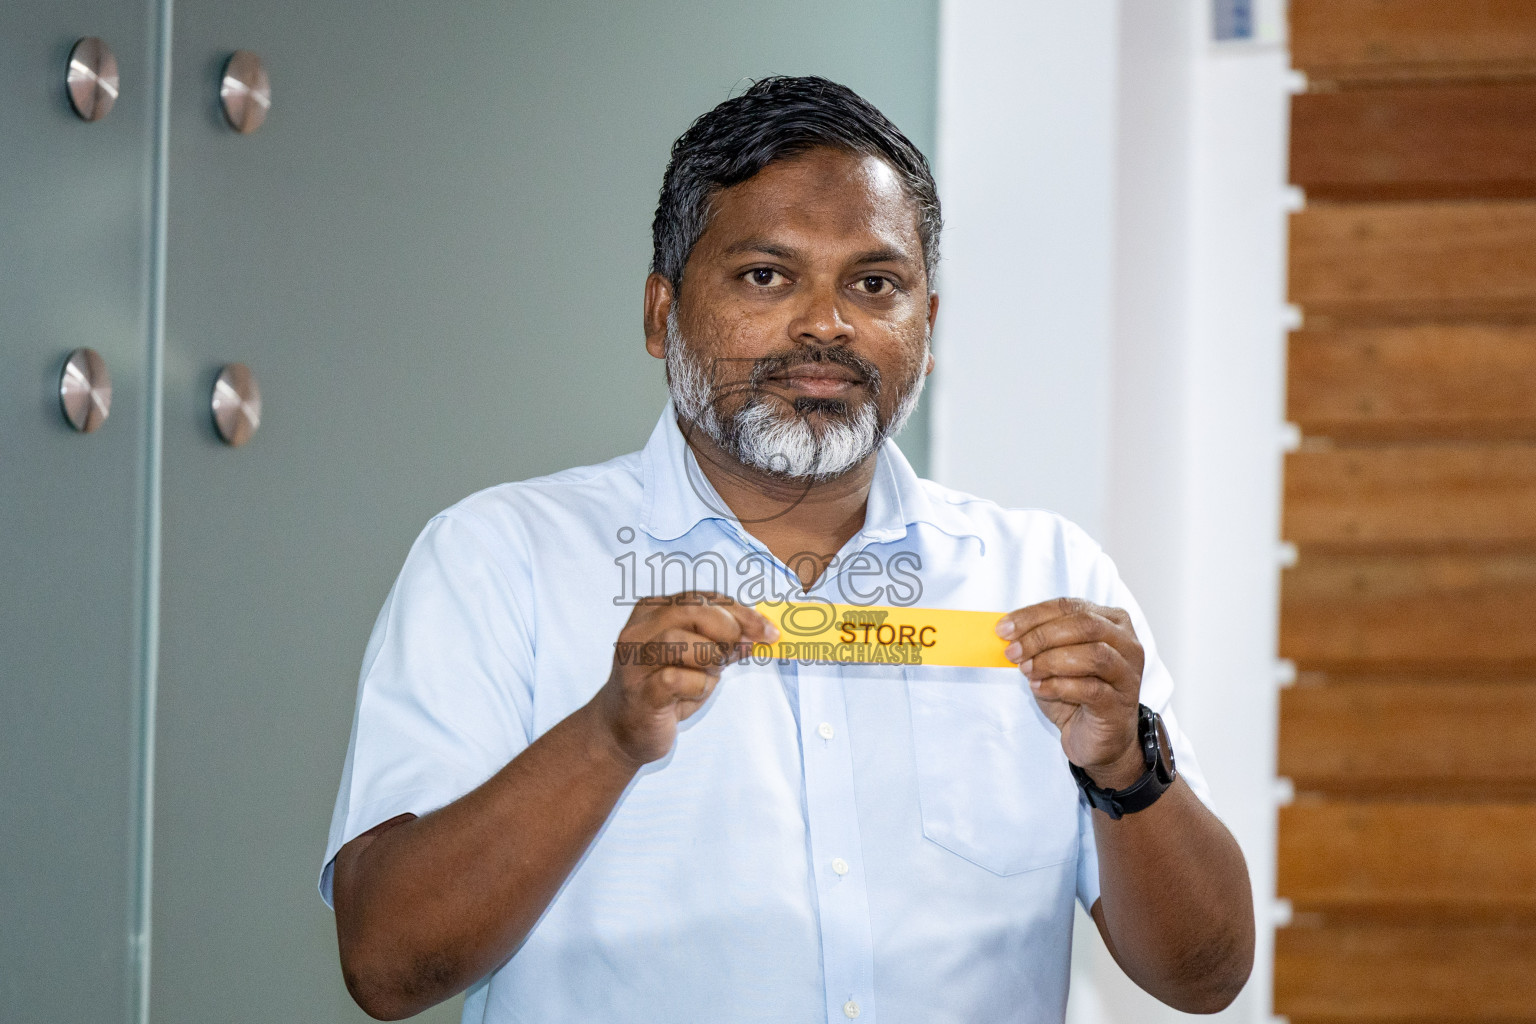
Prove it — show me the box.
[66,37,120,122]
[211,364,261,446]
[219,50,270,134]
[59,348,113,433]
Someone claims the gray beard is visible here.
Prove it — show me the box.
[664,307,927,482]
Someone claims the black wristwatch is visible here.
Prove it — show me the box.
[1069,704,1177,820]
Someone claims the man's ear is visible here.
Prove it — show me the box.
[644,273,675,360]
[925,291,939,375]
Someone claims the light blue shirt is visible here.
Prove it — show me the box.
[322,406,1209,1024]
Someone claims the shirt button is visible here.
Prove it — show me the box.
[831,857,850,876]
[817,721,835,740]
[843,1000,861,1018]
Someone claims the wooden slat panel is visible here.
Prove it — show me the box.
[1280,552,1536,668]
[1285,444,1536,546]
[1284,9,1534,1024]
[1292,84,1536,200]
[1290,201,1536,320]
[1275,923,1536,1021]
[1288,326,1536,441]
[1278,802,1536,912]
[1279,683,1536,793]
[1291,0,1536,83]
[1294,670,1536,687]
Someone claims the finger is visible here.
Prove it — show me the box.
[1101,606,1133,629]
[674,678,722,721]
[1028,687,1075,730]
[656,599,749,648]
[643,665,716,707]
[678,669,715,702]
[682,591,784,646]
[996,601,1139,652]
[1019,641,1135,690]
[680,592,780,664]
[648,627,738,670]
[706,594,780,645]
[629,592,779,649]
[1026,673,1122,708]
[1005,610,1124,664]
[995,597,1108,642]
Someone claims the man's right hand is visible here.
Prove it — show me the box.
[589,592,778,769]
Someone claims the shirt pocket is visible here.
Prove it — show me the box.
[906,671,1081,877]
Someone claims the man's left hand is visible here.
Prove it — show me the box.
[996,598,1145,790]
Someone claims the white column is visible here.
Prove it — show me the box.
[1171,27,1290,1024]
[933,0,1120,538]
[934,2,1289,1022]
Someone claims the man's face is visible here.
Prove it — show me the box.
[646,146,937,480]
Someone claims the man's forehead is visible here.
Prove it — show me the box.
[719,235,914,266]
[699,149,922,261]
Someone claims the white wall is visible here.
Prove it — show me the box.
[1174,34,1290,1024]
[932,0,1120,536]
[934,3,1290,1022]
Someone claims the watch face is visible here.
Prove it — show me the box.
[1153,715,1176,781]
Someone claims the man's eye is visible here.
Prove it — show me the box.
[857,276,893,295]
[748,268,781,286]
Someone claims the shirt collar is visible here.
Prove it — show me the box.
[638,403,984,548]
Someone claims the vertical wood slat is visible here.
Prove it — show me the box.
[1287,327,1536,441]
[1292,84,1536,200]
[1290,201,1536,320]
[1291,0,1536,82]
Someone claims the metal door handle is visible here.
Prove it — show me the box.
[59,348,112,433]
[211,364,261,446]
[66,37,119,122]
[220,51,271,134]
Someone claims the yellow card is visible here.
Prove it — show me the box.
[752,601,1013,668]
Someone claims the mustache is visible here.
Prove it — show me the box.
[747,347,883,394]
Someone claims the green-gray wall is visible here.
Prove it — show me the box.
[5,3,937,1023]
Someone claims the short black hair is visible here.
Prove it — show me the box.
[652,75,941,293]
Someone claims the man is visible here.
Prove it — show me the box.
[323,76,1254,1022]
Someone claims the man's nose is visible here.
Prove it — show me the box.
[787,281,854,346]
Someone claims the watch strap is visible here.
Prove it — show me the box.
[1069,704,1175,820]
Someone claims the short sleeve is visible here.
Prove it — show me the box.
[1072,538,1212,913]
[319,510,535,906]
